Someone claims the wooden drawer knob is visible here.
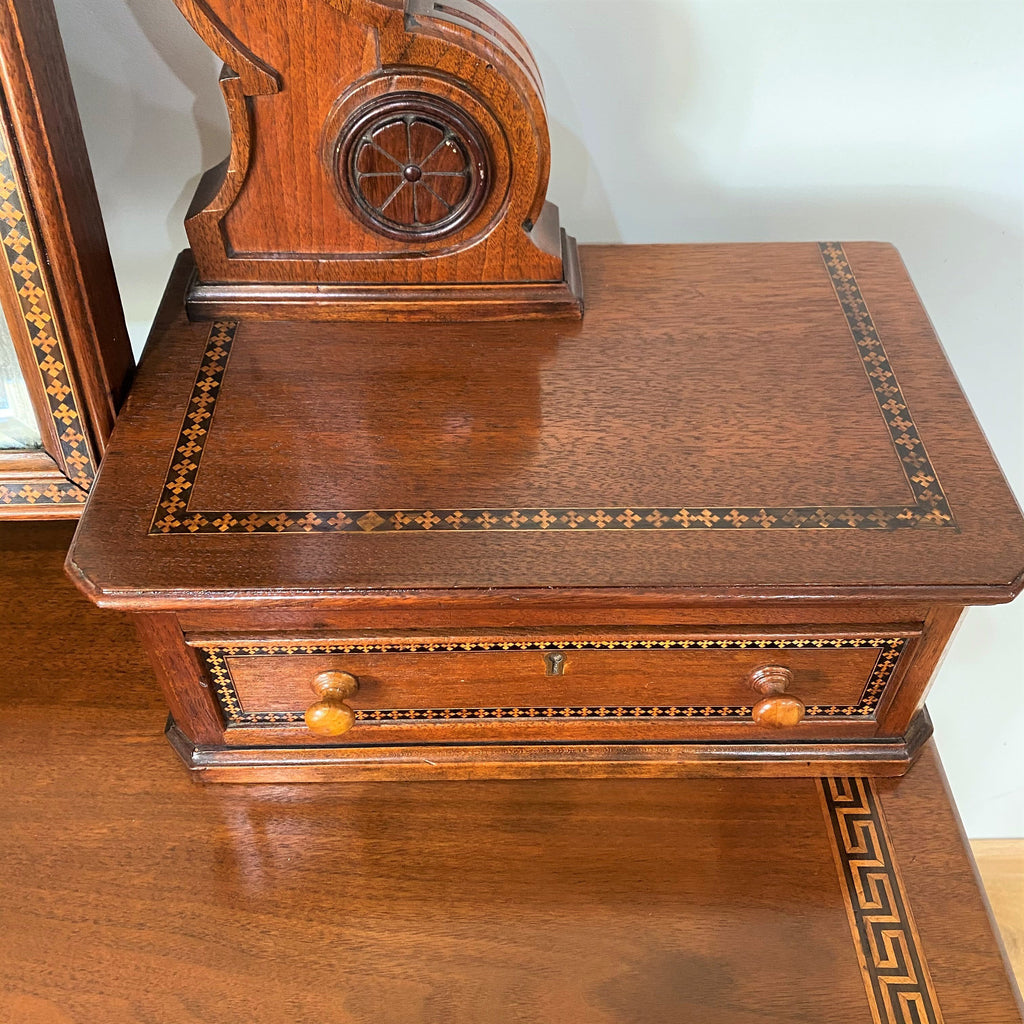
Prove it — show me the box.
[747,665,793,696]
[305,671,359,737]
[747,664,805,728]
[752,695,806,728]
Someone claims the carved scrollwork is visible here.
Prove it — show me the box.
[172,0,582,320]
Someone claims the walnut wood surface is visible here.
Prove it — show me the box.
[167,713,935,782]
[68,243,1024,603]
[0,0,133,517]
[3,521,1021,1022]
[222,638,882,716]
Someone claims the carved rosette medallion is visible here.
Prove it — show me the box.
[336,94,490,241]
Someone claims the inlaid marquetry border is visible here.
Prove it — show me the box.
[197,634,906,728]
[150,244,955,534]
[820,777,945,1024]
[0,117,96,509]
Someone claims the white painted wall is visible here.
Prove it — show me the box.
[52,0,1023,836]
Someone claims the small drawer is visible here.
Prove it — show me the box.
[190,630,916,741]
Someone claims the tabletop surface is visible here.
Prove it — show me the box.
[4,522,1022,1024]
[67,243,1024,607]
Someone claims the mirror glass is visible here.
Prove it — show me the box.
[0,315,42,449]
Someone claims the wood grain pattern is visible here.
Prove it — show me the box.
[134,611,226,746]
[153,246,957,534]
[3,520,1022,1022]
[0,0,133,517]
[173,0,582,319]
[68,244,1024,603]
[877,755,1024,1022]
[165,712,936,781]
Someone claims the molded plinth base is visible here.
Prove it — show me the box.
[167,709,933,784]
[185,232,584,323]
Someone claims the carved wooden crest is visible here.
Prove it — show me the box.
[174,0,583,321]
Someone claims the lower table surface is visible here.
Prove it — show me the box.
[2,522,1021,1024]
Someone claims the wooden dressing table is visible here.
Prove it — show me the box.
[63,1,1023,1019]
[7,521,1024,1024]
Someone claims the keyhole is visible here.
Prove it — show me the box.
[544,652,566,676]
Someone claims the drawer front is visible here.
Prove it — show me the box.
[192,632,914,739]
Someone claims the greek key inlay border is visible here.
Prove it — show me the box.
[197,635,907,728]
[0,117,96,509]
[820,777,945,1024]
[150,244,955,534]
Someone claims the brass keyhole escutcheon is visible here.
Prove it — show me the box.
[544,652,566,676]
[305,670,360,736]
[747,664,805,729]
